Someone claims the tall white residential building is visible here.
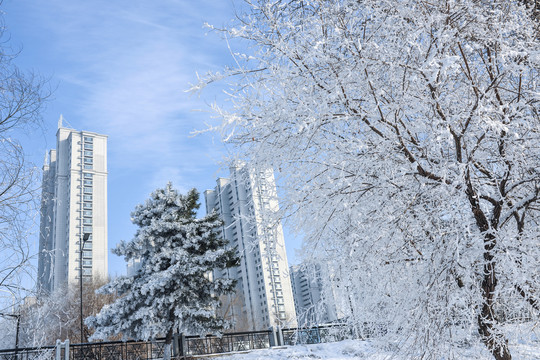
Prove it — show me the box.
[204,164,297,331]
[290,263,345,326]
[37,119,108,293]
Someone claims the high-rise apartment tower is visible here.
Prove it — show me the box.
[290,263,344,326]
[204,164,297,331]
[37,119,108,293]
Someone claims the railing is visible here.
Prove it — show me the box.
[0,345,55,360]
[183,330,272,356]
[69,339,166,360]
[281,323,352,346]
[0,324,350,359]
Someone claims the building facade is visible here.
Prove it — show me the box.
[290,263,345,326]
[204,164,297,331]
[37,120,108,293]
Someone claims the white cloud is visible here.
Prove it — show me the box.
[3,0,273,276]
[25,0,237,191]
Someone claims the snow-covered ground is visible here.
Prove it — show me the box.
[214,339,540,359]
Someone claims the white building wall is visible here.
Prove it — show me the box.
[38,123,108,293]
[205,164,297,331]
[290,263,345,326]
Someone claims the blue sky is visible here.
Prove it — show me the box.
[3,0,300,279]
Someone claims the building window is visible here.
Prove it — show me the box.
[83,202,92,209]
[83,260,92,266]
[83,218,92,225]
[84,158,93,164]
[83,242,92,250]
[84,164,93,170]
[84,136,93,143]
[82,251,92,258]
[83,226,92,233]
[83,172,93,179]
[83,210,92,217]
[83,179,93,186]
[84,150,93,156]
[83,187,92,194]
[82,268,92,276]
[84,143,93,150]
[83,194,92,201]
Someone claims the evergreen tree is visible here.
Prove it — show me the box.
[86,184,238,359]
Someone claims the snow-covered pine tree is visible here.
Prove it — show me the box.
[86,184,238,359]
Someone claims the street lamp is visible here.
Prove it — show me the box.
[79,232,90,343]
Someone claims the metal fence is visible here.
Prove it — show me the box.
[0,346,55,360]
[281,324,352,346]
[69,340,167,360]
[0,324,349,359]
[182,330,272,356]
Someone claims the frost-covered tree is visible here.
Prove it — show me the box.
[15,278,116,347]
[192,1,540,359]
[0,2,49,306]
[86,184,238,359]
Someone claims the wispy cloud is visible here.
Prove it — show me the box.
[22,0,236,188]
[3,0,282,275]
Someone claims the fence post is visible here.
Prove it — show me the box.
[276,326,284,346]
[268,327,277,347]
[56,339,69,360]
[64,339,70,360]
[173,333,185,357]
[173,333,185,358]
[56,340,61,360]
[173,334,178,358]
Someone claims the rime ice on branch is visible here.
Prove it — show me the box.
[193,1,540,359]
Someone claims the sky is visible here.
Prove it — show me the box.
[2,0,301,280]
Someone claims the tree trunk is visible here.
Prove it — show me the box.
[163,327,174,360]
[466,181,511,360]
[477,238,512,360]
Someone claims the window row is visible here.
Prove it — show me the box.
[83,136,93,169]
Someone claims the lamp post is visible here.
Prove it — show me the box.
[79,232,90,343]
